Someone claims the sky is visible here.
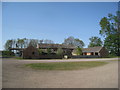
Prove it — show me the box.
[2,2,118,50]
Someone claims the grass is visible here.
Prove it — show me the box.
[25,61,108,70]
[15,57,23,59]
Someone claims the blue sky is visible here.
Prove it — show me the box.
[2,2,118,50]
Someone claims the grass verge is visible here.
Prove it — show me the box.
[25,61,108,70]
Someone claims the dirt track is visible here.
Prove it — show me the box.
[2,58,118,88]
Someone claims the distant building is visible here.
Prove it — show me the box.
[72,46,109,58]
[23,46,39,59]
[10,45,109,59]
[22,44,75,59]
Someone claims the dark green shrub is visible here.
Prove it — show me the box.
[75,47,82,55]
[47,48,52,54]
[38,49,43,55]
[2,51,15,57]
[56,48,63,56]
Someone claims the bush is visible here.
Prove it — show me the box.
[2,51,15,57]
[75,47,82,55]
[56,48,63,56]
[107,54,118,58]
[47,48,52,54]
[38,49,43,55]
[0,51,2,57]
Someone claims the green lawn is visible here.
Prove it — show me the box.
[25,61,108,70]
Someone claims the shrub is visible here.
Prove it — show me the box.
[75,47,82,55]
[47,48,52,54]
[2,51,15,57]
[56,48,63,56]
[38,49,43,55]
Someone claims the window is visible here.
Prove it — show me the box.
[87,53,91,55]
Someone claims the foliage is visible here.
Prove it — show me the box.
[17,38,26,48]
[25,61,108,70]
[75,47,82,55]
[99,11,120,56]
[2,51,15,57]
[28,39,39,47]
[4,38,54,50]
[4,40,13,50]
[0,51,1,57]
[63,36,85,48]
[43,39,54,44]
[88,36,102,47]
[47,48,52,54]
[104,34,119,56]
[56,48,64,56]
[38,49,43,55]
[107,54,118,58]
[74,39,85,48]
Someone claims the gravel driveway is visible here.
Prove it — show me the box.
[2,58,118,88]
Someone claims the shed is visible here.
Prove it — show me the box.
[23,46,39,59]
[82,46,108,57]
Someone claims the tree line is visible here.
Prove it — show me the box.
[4,11,120,56]
[4,38,54,50]
[4,36,102,50]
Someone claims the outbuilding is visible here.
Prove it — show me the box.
[22,46,39,59]
[82,46,109,57]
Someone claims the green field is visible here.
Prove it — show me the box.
[25,61,108,70]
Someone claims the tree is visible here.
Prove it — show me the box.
[63,36,75,46]
[17,38,25,48]
[63,36,85,48]
[88,36,102,47]
[43,39,54,44]
[40,40,43,44]
[4,38,55,50]
[4,40,13,50]
[28,39,39,47]
[12,39,17,48]
[23,38,29,48]
[99,11,120,56]
[74,38,85,48]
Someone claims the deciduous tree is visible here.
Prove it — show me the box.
[88,36,102,47]
[99,11,120,56]
[63,36,85,48]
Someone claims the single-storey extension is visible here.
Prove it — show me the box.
[72,46,108,58]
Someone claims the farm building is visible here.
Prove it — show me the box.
[37,44,75,58]
[22,45,39,59]
[72,46,109,58]
[82,46,108,57]
[10,44,108,59]
[22,44,75,59]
